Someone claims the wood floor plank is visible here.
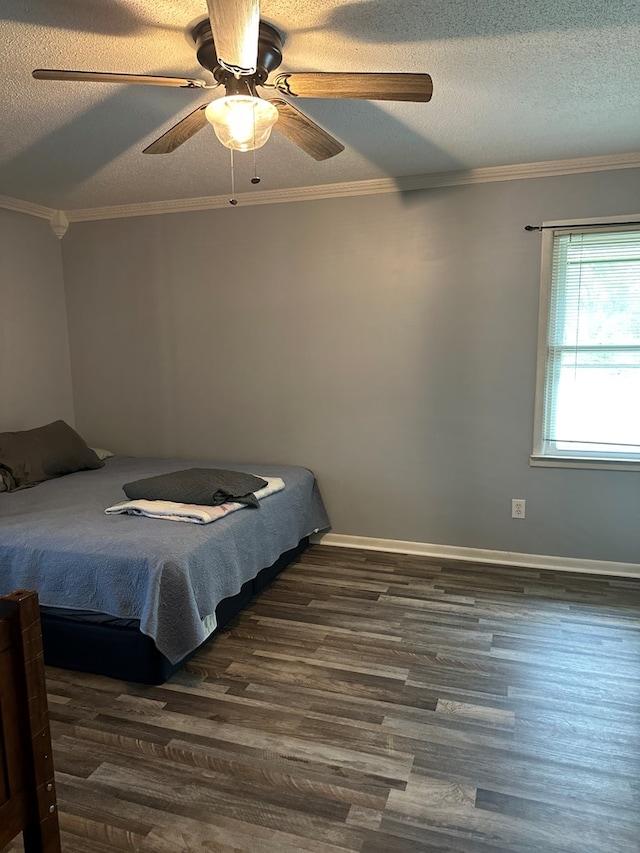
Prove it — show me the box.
[3,544,639,852]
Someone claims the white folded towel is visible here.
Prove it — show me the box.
[105,476,284,524]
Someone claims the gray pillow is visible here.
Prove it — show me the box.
[123,468,267,507]
[0,420,104,491]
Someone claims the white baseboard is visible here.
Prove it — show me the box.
[310,533,640,579]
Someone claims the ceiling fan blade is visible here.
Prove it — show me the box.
[269,100,344,161]
[274,72,433,102]
[143,105,210,154]
[205,0,260,75]
[32,69,208,88]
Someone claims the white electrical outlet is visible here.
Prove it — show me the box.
[511,499,526,519]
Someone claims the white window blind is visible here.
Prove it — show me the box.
[539,226,640,462]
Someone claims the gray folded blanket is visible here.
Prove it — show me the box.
[123,468,268,508]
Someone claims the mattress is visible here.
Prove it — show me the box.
[0,456,330,667]
[39,537,310,684]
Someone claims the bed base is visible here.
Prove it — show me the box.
[39,537,309,685]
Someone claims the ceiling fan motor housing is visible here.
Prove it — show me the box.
[192,19,283,85]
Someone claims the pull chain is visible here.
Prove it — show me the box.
[229,148,237,205]
[251,146,260,185]
[251,104,260,184]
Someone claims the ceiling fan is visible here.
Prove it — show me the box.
[32,0,433,162]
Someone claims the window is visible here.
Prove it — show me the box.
[532,216,640,469]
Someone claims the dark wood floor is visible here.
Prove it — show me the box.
[5,545,640,852]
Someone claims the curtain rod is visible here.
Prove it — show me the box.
[524,220,640,232]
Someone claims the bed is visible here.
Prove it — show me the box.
[0,454,329,684]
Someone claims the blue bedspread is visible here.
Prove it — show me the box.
[0,457,330,663]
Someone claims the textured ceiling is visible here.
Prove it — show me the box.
[1,0,639,210]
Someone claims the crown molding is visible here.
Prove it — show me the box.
[0,194,56,220]
[62,150,640,223]
[4,151,640,227]
[49,209,69,239]
[0,195,69,239]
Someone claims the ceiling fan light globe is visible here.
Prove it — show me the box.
[205,96,278,151]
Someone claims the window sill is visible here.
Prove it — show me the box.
[530,455,640,472]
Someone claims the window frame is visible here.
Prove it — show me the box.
[531,213,640,471]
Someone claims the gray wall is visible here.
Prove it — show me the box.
[61,169,640,564]
[0,208,74,431]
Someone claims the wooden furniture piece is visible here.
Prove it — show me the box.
[0,589,61,852]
